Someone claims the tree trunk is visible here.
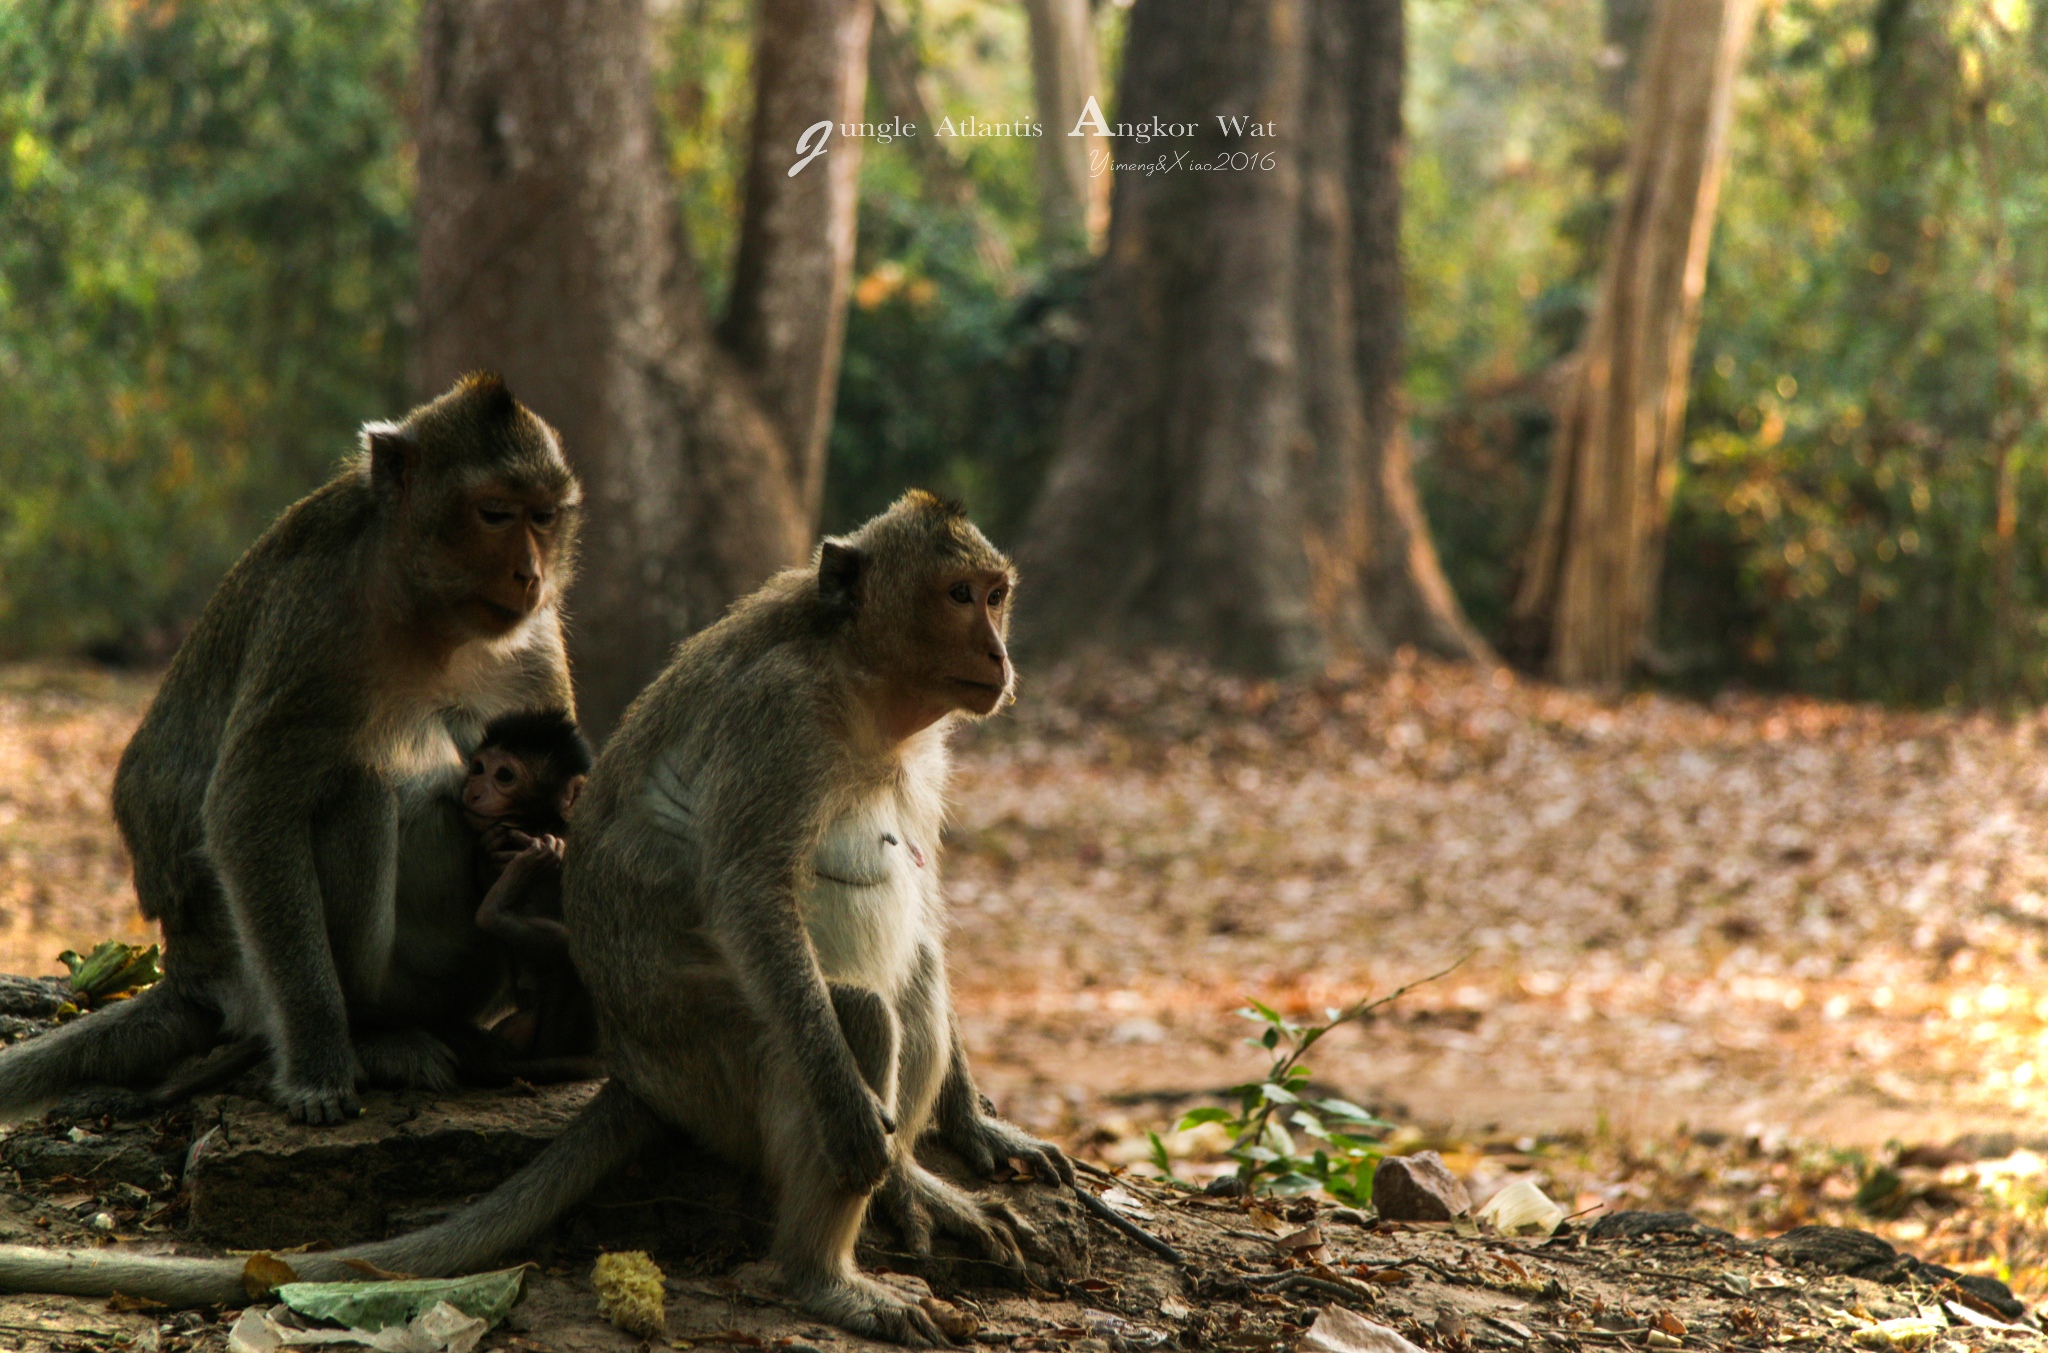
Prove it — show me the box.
[1019,0,1489,672]
[868,5,1015,281]
[1508,0,1756,686]
[417,0,810,736]
[1342,0,1493,661]
[719,0,873,524]
[1022,0,1107,254]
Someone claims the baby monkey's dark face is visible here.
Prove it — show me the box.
[464,747,554,832]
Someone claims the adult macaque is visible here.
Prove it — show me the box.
[0,374,579,1126]
[0,493,1066,1346]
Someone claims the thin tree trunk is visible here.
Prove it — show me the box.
[1022,0,1107,254]
[417,0,809,736]
[1343,0,1494,661]
[720,0,874,524]
[1021,0,1489,672]
[869,5,1015,281]
[1509,0,1756,686]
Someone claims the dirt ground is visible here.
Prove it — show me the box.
[9,655,2048,1305]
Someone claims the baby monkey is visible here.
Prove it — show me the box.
[464,710,601,1083]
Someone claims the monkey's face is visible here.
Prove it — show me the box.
[443,483,574,638]
[463,747,537,829]
[926,567,1014,718]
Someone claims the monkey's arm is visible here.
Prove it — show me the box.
[204,688,388,1125]
[695,723,896,1196]
[933,1009,1073,1184]
[475,838,570,958]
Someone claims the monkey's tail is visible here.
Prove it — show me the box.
[0,982,216,1123]
[0,1079,662,1306]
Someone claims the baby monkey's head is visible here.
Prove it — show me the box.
[464,708,593,834]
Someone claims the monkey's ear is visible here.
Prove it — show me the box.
[560,774,586,821]
[366,427,419,497]
[818,542,863,612]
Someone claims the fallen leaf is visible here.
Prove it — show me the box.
[1298,1308,1427,1353]
[242,1253,299,1301]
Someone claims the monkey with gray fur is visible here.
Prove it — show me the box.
[0,492,1067,1346]
[0,374,579,1127]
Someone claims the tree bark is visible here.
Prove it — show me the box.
[1022,0,1108,254]
[1019,0,1489,673]
[719,0,873,524]
[868,5,1015,280]
[1342,0,1493,661]
[1508,0,1757,686]
[417,0,810,736]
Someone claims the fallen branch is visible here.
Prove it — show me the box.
[1069,1183,1186,1267]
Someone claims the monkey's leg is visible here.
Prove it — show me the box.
[210,759,394,1124]
[354,1028,460,1092]
[0,983,216,1122]
[761,1070,945,1349]
[732,984,932,1346]
[931,1015,1072,1185]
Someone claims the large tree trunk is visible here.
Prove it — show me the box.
[1022,0,1107,254]
[417,0,864,735]
[1508,0,1757,686]
[1019,0,1488,672]
[719,0,874,522]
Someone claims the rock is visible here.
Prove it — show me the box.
[184,1085,600,1248]
[1760,1225,1908,1279]
[177,1085,1101,1291]
[1370,1152,1471,1221]
[2,1119,182,1192]
[0,976,71,1021]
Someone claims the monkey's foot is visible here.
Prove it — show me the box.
[355,1029,460,1092]
[940,1105,1073,1186]
[790,1272,948,1347]
[874,1162,1033,1279]
[275,1078,360,1125]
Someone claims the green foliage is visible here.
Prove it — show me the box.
[1668,0,2048,704]
[1166,964,1467,1203]
[820,37,1087,550]
[0,0,414,659]
[1411,0,2048,706]
[1170,1001,1395,1204]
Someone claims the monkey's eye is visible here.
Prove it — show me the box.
[479,504,516,527]
[494,767,517,785]
[469,759,484,775]
[948,582,973,604]
[987,585,1007,609]
[530,508,557,528]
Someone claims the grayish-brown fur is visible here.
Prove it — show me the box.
[0,493,1062,1344]
[0,374,580,1126]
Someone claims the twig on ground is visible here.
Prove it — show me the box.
[1070,1181,1187,1266]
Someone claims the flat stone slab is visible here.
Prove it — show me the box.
[184,1084,599,1248]
[173,1084,1097,1292]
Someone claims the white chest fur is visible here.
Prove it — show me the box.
[802,791,934,996]
[356,607,566,780]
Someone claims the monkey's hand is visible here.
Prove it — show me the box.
[942,1098,1074,1186]
[503,835,564,878]
[816,1077,897,1195]
[484,824,537,870]
[273,1045,362,1126]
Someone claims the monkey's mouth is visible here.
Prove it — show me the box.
[476,598,530,626]
[950,678,1005,695]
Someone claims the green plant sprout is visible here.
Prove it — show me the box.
[1163,953,1473,1205]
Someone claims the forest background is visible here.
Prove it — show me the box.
[6,0,2048,709]
[13,0,2048,1302]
